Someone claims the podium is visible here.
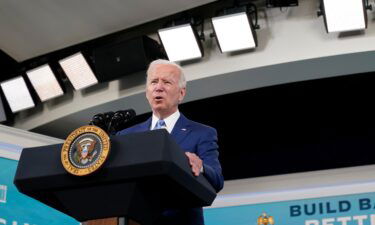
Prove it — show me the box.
[13,129,216,225]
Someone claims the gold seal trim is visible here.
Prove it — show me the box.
[61,125,110,176]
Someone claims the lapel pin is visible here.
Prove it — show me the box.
[181,128,187,131]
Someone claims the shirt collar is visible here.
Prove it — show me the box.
[151,110,180,133]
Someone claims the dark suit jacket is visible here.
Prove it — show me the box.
[117,113,224,225]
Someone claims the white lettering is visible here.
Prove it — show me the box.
[322,218,335,225]
[0,218,35,225]
[306,214,375,225]
[337,216,351,225]
[353,215,368,225]
[371,214,375,225]
[306,220,320,225]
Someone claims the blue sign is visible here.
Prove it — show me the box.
[2,141,374,225]
[0,157,79,225]
[205,192,375,225]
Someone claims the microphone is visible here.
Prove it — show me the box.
[89,111,115,131]
[89,109,136,135]
[108,109,136,134]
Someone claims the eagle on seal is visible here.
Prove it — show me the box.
[75,138,97,165]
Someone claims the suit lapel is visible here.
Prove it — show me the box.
[171,114,191,145]
[137,117,152,132]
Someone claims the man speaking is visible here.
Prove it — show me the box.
[117,59,224,225]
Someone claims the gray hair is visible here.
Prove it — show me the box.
[146,59,186,88]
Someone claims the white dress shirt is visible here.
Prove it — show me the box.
[150,110,180,133]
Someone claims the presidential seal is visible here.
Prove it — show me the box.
[258,213,274,225]
[61,125,110,176]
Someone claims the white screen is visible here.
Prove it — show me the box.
[158,24,203,62]
[324,0,366,33]
[26,64,64,102]
[59,52,98,90]
[212,12,256,52]
[1,77,35,113]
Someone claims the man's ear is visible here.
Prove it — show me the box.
[179,88,186,102]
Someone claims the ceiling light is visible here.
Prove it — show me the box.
[321,0,367,33]
[0,76,35,113]
[26,64,64,102]
[59,52,98,90]
[212,12,257,53]
[158,24,203,62]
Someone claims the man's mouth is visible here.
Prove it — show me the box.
[154,96,163,101]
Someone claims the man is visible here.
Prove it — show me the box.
[117,59,224,225]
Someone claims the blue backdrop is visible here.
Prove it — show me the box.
[204,191,375,225]
[0,157,79,225]
[2,154,375,225]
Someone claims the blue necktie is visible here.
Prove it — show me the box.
[153,119,166,130]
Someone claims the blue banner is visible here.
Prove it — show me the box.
[0,157,79,225]
[3,144,374,225]
[205,192,375,225]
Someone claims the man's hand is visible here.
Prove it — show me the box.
[185,152,203,176]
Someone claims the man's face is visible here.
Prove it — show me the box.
[146,64,186,118]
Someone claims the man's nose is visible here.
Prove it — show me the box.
[155,82,164,91]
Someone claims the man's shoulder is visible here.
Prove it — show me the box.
[116,121,149,136]
[189,120,215,130]
[185,117,217,134]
